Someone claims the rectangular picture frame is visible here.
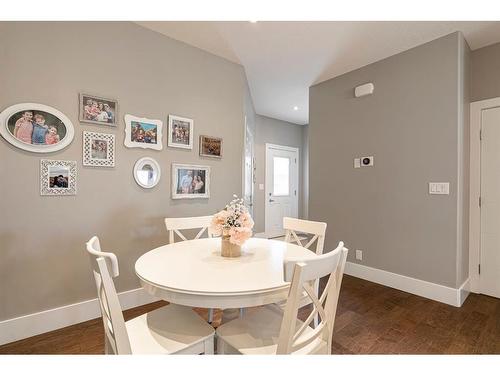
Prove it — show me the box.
[124,114,163,151]
[199,135,223,158]
[83,131,115,167]
[172,163,210,199]
[40,159,77,196]
[79,93,118,127]
[168,115,194,149]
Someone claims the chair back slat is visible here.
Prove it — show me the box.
[283,217,327,255]
[276,241,348,354]
[165,216,213,244]
[86,236,131,354]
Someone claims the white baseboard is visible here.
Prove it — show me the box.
[344,262,470,307]
[0,287,159,346]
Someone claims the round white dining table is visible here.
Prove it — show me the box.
[135,237,316,309]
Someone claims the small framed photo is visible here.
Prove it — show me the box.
[40,159,77,196]
[172,163,210,199]
[168,115,193,149]
[79,93,118,126]
[124,114,163,151]
[83,131,115,167]
[199,135,222,158]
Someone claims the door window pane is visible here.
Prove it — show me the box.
[273,157,290,196]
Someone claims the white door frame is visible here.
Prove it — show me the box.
[265,143,299,235]
[469,97,500,293]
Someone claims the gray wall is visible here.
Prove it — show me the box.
[253,115,308,233]
[0,22,246,321]
[309,32,469,288]
[471,41,500,102]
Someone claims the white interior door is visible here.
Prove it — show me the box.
[243,118,254,216]
[265,144,299,237]
[480,106,500,299]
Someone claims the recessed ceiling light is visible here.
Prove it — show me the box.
[293,106,299,111]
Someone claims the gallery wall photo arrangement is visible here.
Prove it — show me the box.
[40,159,77,196]
[172,163,210,199]
[199,135,222,158]
[168,115,194,149]
[83,131,115,167]
[79,93,118,126]
[124,114,163,151]
[0,103,75,153]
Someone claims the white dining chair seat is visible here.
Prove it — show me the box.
[126,304,215,355]
[216,305,327,355]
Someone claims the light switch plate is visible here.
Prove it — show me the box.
[355,249,363,261]
[354,158,361,168]
[429,182,450,195]
[259,183,264,190]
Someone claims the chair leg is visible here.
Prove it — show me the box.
[239,308,245,317]
[208,308,214,323]
[313,314,319,328]
[204,337,215,355]
[216,336,225,354]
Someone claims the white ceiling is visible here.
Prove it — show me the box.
[137,21,500,125]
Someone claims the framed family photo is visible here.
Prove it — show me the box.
[0,103,74,153]
[83,131,115,167]
[168,115,193,149]
[172,163,210,199]
[79,93,118,126]
[199,135,223,158]
[40,159,77,196]
[124,114,163,151]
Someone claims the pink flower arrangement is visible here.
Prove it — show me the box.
[211,195,254,246]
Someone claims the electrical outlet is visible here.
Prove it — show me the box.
[355,249,363,261]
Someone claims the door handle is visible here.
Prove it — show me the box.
[269,199,275,202]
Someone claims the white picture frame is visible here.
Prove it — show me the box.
[83,131,115,167]
[168,115,194,149]
[172,163,210,199]
[40,159,77,196]
[79,93,118,127]
[0,103,75,153]
[124,114,163,151]
[133,157,161,189]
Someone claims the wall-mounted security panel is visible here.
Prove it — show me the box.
[360,156,374,167]
[354,82,374,98]
[429,182,450,195]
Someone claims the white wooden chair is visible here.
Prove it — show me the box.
[86,236,215,354]
[164,215,216,322]
[283,217,327,255]
[164,216,214,244]
[279,217,328,326]
[216,241,348,355]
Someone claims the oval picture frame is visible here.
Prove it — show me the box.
[0,103,75,153]
[133,157,161,189]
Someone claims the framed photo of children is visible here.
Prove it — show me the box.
[0,103,75,153]
[199,135,222,158]
[172,163,210,199]
[168,115,194,149]
[40,159,77,196]
[79,93,118,126]
[124,114,163,151]
[83,131,115,167]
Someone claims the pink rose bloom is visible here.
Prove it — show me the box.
[229,226,252,246]
[239,212,254,229]
[210,210,231,236]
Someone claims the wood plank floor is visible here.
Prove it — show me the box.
[1,275,499,354]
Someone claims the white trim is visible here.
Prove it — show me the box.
[344,261,469,307]
[265,143,300,236]
[0,287,159,346]
[469,97,500,293]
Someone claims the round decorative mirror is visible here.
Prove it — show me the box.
[133,157,161,189]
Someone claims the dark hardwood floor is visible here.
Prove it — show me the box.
[1,275,499,354]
